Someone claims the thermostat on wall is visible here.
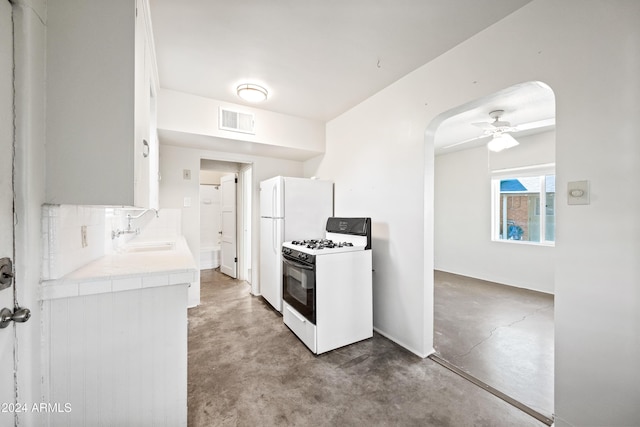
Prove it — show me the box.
[568,180,589,205]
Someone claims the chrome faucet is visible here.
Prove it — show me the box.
[111,209,159,239]
[111,227,139,239]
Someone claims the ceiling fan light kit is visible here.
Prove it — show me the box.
[477,109,520,152]
[440,106,555,153]
[487,132,519,152]
[237,83,268,102]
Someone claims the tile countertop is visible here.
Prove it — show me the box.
[40,236,198,301]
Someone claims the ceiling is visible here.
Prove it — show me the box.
[433,81,556,154]
[149,0,533,124]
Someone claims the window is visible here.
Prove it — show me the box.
[491,165,555,244]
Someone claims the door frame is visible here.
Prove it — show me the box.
[239,164,252,283]
[198,158,253,283]
[9,1,47,424]
[0,1,18,420]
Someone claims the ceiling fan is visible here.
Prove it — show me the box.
[442,109,555,152]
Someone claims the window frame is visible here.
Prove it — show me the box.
[490,163,556,246]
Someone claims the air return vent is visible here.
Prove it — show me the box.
[219,108,255,134]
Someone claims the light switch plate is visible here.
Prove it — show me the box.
[568,180,589,205]
[81,225,88,248]
[183,169,191,180]
[184,197,191,207]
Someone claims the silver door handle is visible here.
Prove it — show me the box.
[272,221,277,254]
[272,185,277,218]
[283,257,314,270]
[0,307,31,329]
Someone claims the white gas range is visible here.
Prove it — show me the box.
[281,217,373,354]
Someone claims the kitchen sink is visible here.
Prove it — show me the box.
[123,241,176,253]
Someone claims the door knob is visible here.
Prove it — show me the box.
[0,307,31,329]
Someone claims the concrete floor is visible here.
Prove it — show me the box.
[434,271,554,418]
[187,269,547,426]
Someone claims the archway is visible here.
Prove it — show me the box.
[425,81,556,424]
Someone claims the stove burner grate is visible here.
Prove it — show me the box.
[290,239,354,250]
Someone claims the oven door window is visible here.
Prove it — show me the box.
[282,258,316,323]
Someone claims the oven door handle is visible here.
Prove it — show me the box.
[286,305,307,323]
[282,257,314,271]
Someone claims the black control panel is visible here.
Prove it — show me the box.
[282,247,315,265]
[325,217,372,250]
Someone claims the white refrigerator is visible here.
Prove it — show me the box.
[259,176,333,312]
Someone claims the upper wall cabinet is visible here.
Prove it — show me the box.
[46,0,159,208]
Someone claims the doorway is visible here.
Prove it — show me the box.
[429,81,556,423]
[199,159,252,283]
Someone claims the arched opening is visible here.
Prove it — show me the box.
[425,81,556,424]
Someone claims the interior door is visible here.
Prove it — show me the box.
[219,173,237,278]
[0,0,16,422]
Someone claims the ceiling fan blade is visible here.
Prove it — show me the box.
[441,134,489,150]
[513,117,556,132]
[472,122,495,131]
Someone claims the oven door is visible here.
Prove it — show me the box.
[282,256,316,324]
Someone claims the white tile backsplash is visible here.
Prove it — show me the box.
[42,205,106,279]
[138,208,182,239]
[42,205,183,280]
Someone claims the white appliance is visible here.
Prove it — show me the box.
[259,176,333,312]
[282,217,373,354]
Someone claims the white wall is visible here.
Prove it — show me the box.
[159,143,304,306]
[200,171,222,185]
[435,131,555,294]
[307,94,429,357]
[158,89,326,154]
[305,1,640,425]
[199,184,221,248]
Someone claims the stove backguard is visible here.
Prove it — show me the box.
[325,217,371,249]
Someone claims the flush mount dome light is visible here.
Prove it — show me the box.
[237,83,268,102]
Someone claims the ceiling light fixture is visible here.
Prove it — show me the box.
[487,133,519,152]
[237,83,268,102]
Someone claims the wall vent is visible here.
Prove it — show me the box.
[219,108,255,134]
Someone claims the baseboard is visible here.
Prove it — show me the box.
[435,268,554,296]
[200,261,220,270]
[373,327,434,359]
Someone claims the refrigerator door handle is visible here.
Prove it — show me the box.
[272,184,277,218]
[272,220,277,254]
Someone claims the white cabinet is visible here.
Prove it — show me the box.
[41,285,188,426]
[46,0,159,208]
